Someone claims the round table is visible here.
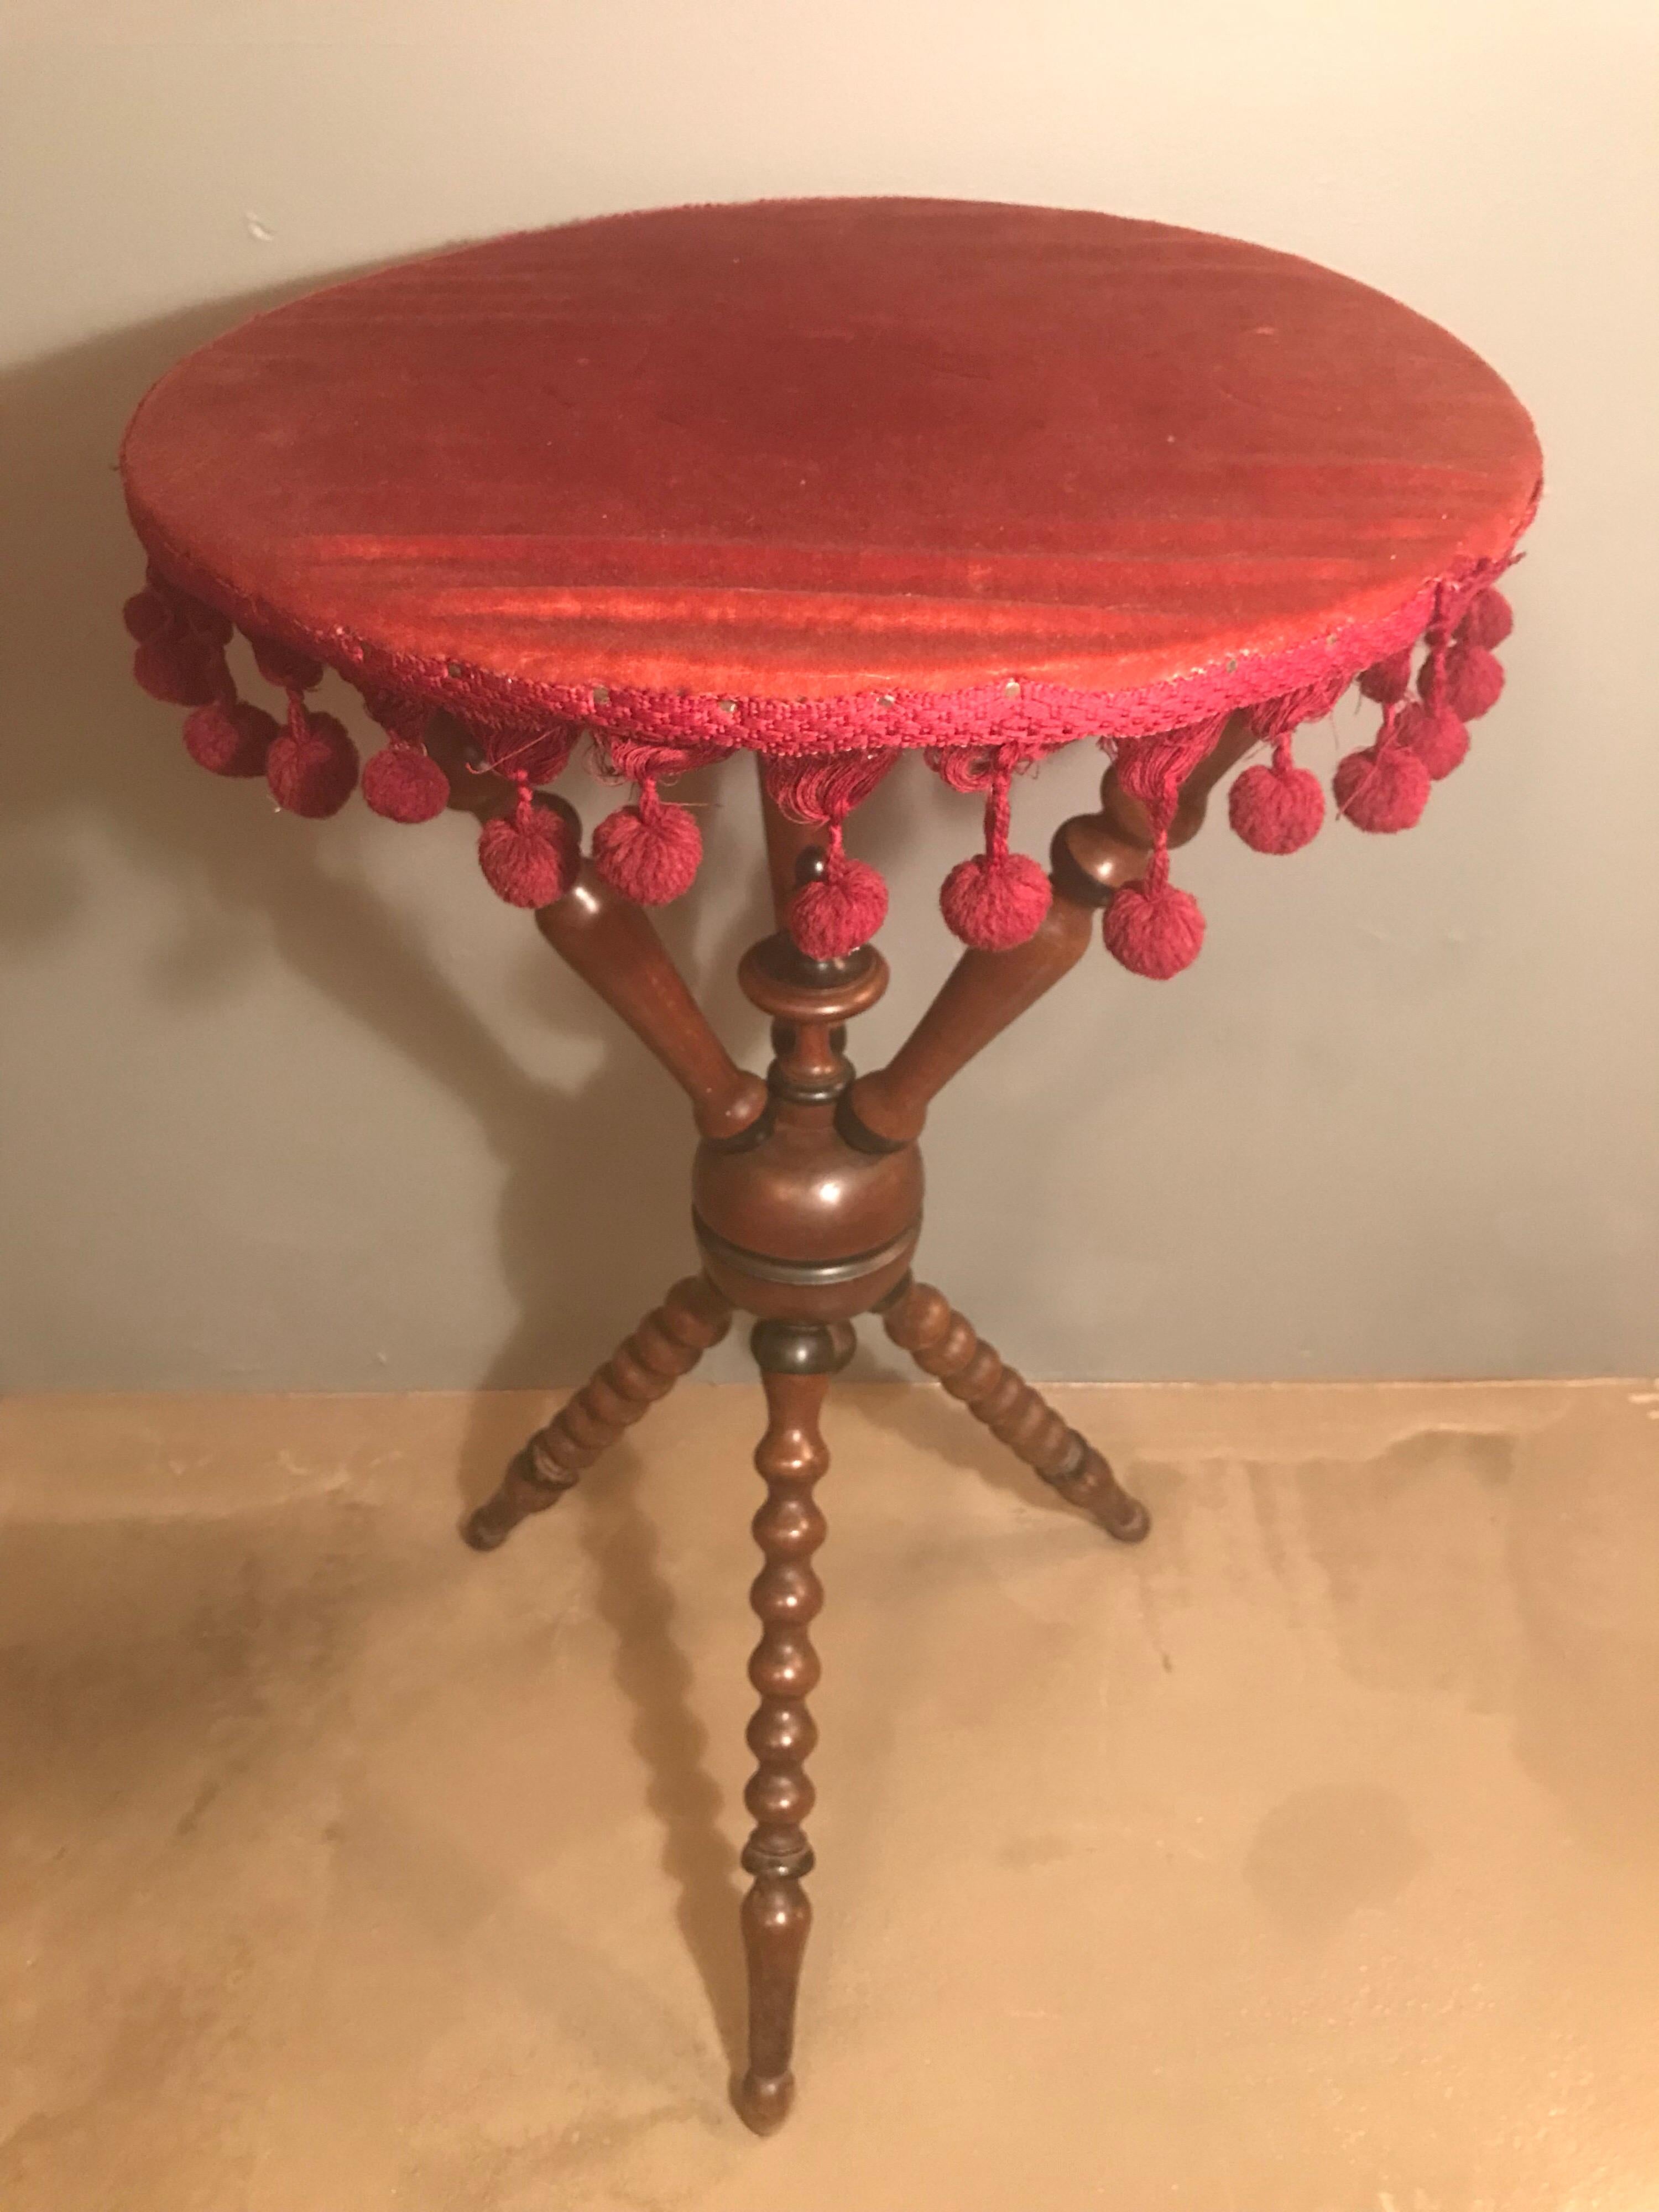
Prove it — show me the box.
[118,196,1540,2132]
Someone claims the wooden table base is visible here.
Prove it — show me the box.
[458,736,1249,2130]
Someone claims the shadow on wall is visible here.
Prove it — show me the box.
[0,279,920,1429]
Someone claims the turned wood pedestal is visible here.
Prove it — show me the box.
[461,737,1249,2132]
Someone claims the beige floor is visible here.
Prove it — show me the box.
[2,1378,1657,2211]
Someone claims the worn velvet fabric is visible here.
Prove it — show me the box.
[118,197,1541,972]
[121,197,1540,753]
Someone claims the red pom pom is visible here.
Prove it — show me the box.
[265,708,359,818]
[182,700,279,778]
[477,797,579,907]
[132,633,218,707]
[179,597,233,647]
[249,633,326,692]
[1359,648,1414,706]
[1102,877,1205,979]
[362,742,449,823]
[591,795,702,904]
[123,588,169,643]
[939,849,1051,950]
[1333,741,1430,833]
[1395,698,1469,781]
[1460,587,1513,649]
[1442,638,1504,721]
[789,849,888,959]
[1228,759,1325,854]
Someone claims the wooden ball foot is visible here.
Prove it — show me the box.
[1102,1492,1152,1543]
[460,1448,570,1551]
[460,1503,513,1552]
[1047,1436,1152,1543]
[733,2067,795,2135]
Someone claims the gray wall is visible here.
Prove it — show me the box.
[2,1,1655,1391]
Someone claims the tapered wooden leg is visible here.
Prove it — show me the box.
[733,1318,854,2133]
[461,1275,733,1550]
[880,1277,1150,1541]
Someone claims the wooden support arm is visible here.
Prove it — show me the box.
[838,893,1093,1150]
[1048,709,1254,906]
[426,714,768,1144]
[841,714,1255,1149]
[537,867,770,1146]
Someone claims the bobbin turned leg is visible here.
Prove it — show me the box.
[734,1317,854,2135]
[461,1274,733,1550]
[879,1276,1149,1541]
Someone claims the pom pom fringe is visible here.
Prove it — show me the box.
[789,826,889,959]
[359,690,448,821]
[1228,728,1325,855]
[363,742,450,822]
[183,699,278,779]
[1103,858,1206,979]
[127,574,229,707]
[483,720,581,787]
[1359,648,1414,706]
[1100,717,1225,977]
[478,780,580,907]
[940,849,1051,949]
[1441,638,1505,721]
[764,751,896,825]
[1395,697,1469,781]
[126,544,1520,974]
[1460,587,1513,650]
[1244,670,1350,743]
[937,755,1051,950]
[1333,706,1431,833]
[765,752,896,959]
[249,633,325,693]
[592,778,702,904]
[266,696,359,817]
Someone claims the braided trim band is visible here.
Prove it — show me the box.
[128,494,1535,770]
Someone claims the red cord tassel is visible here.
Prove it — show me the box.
[1102,843,1206,978]
[789,821,889,960]
[183,699,279,778]
[362,740,449,823]
[265,688,359,817]
[591,776,703,904]
[766,753,896,960]
[359,691,448,823]
[938,757,1051,950]
[1358,648,1414,706]
[1099,718,1224,978]
[1228,731,1326,855]
[1333,702,1431,832]
[478,780,580,907]
[1394,697,1469,781]
[127,575,231,707]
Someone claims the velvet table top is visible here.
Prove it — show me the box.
[118,198,1540,972]
[121,196,1539,757]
